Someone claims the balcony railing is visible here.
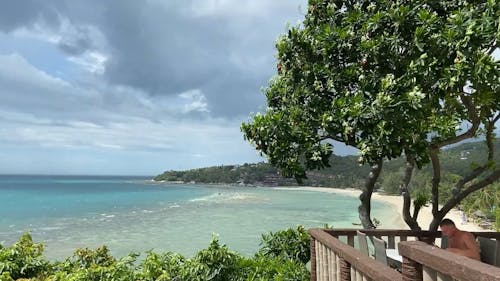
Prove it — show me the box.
[309,228,500,281]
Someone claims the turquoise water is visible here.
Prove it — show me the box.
[0,175,394,260]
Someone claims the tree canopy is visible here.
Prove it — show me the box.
[242,0,499,230]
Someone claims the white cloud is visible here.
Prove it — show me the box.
[179,89,210,113]
[67,50,107,74]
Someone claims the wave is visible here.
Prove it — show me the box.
[189,192,267,203]
[100,213,116,218]
[38,226,64,231]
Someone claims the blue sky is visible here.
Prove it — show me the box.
[0,1,358,176]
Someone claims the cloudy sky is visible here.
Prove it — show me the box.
[1,0,341,176]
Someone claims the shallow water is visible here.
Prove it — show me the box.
[0,175,394,260]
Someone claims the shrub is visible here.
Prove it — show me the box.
[194,236,242,281]
[52,247,137,281]
[257,225,310,264]
[237,256,309,281]
[0,233,50,280]
[137,251,189,280]
[1,228,311,281]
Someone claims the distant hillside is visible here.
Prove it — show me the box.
[154,139,500,188]
[154,154,369,187]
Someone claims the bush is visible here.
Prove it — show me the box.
[194,236,242,281]
[137,251,188,280]
[237,256,309,281]
[52,246,137,281]
[1,229,311,281]
[257,225,310,264]
[0,233,50,280]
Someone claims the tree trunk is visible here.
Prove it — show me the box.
[401,159,421,230]
[429,145,440,217]
[358,159,383,229]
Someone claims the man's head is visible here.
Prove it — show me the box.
[439,218,457,237]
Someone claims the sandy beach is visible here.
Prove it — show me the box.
[275,186,486,232]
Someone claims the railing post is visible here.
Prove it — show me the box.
[310,237,317,281]
[402,256,422,281]
[339,257,351,281]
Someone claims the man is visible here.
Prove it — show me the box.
[439,218,480,260]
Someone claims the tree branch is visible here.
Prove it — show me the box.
[456,113,500,189]
[412,204,423,221]
[433,94,480,149]
[401,157,421,230]
[429,145,440,217]
[439,168,500,217]
[486,42,498,56]
[358,159,383,229]
[455,166,488,191]
[485,114,499,161]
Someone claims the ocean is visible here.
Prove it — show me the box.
[0,175,395,260]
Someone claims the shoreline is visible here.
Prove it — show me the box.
[274,186,486,232]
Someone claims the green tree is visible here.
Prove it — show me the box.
[242,0,499,230]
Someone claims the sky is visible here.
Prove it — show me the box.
[0,0,359,176]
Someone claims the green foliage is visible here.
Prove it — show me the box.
[257,226,310,264]
[379,168,403,194]
[496,208,500,231]
[136,251,188,280]
[412,188,430,211]
[237,256,309,281]
[51,246,137,281]
[0,272,12,281]
[193,236,242,281]
[461,183,500,220]
[154,162,296,186]
[242,0,499,181]
[154,158,370,188]
[0,229,311,281]
[0,233,50,280]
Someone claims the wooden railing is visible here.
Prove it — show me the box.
[310,229,401,281]
[309,228,500,281]
[399,241,500,281]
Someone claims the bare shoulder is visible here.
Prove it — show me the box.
[460,231,478,247]
[461,231,475,240]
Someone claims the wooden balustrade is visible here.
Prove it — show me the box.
[399,241,500,281]
[310,228,402,281]
[310,228,500,281]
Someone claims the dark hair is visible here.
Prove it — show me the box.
[439,218,455,226]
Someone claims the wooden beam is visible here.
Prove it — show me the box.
[399,241,500,281]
